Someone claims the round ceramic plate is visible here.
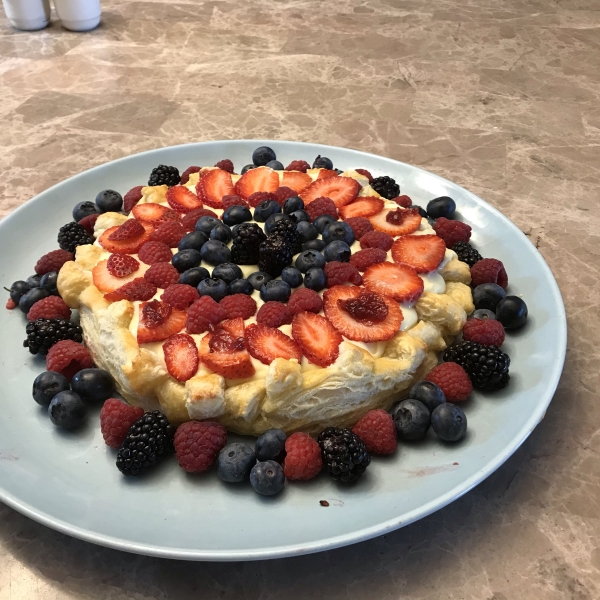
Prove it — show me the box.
[0,140,566,561]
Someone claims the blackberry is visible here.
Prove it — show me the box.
[444,341,510,392]
[231,223,266,265]
[148,164,180,187]
[231,243,259,265]
[318,427,371,484]
[258,236,294,277]
[269,218,300,247]
[24,318,83,356]
[452,241,483,267]
[371,176,400,200]
[57,222,94,253]
[116,411,175,476]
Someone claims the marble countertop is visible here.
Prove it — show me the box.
[1,0,598,598]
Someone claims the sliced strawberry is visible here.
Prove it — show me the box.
[391,234,446,273]
[323,286,403,343]
[163,333,199,382]
[98,222,153,254]
[340,197,385,220]
[234,167,279,199]
[300,176,359,208]
[245,324,303,365]
[198,333,211,356]
[315,169,338,179]
[363,262,424,303]
[198,168,235,209]
[369,208,422,236]
[107,254,140,278]
[108,219,145,241]
[137,302,187,344]
[104,278,157,303]
[166,185,203,214]
[291,312,342,368]
[201,350,255,379]
[220,317,245,339]
[131,203,180,225]
[280,171,312,193]
[92,259,146,293]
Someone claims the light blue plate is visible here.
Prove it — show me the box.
[0,141,566,561]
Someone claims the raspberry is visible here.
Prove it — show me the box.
[27,296,71,321]
[287,288,323,315]
[180,166,201,185]
[174,421,227,473]
[138,241,173,265]
[283,432,323,481]
[218,294,257,320]
[247,191,274,208]
[108,219,145,241]
[355,168,373,182]
[349,248,387,272]
[100,399,144,449]
[222,194,248,210]
[104,278,157,302]
[161,284,199,309]
[107,254,140,278]
[123,186,144,213]
[273,186,298,206]
[214,159,234,173]
[392,195,412,208]
[143,262,180,288]
[352,409,397,455]
[78,213,99,235]
[6,298,16,310]
[324,262,362,287]
[305,197,338,222]
[462,318,505,347]
[181,208,219,232]
[360,230,393,251]
[46,339,93,381]
[34,249,74,275]
[471,258,508,290]
[186,296,227,333]
[344,217,373,240]
[433,217,472,249]
[256,301,292,327]
[149,221,186,247]
[285,160,310,173]
[426,362,473,402]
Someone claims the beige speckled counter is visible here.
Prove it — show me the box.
[1,1,599,598]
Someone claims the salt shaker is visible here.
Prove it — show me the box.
[53,0,100,31]
[2,0,51,30]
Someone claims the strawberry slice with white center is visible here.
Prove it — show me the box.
[280,171,312,193]
[137,300,187,344]
[391,234,446,273]
[245,323,303,365]
[299,176,360,208]
[234,167,279,199]
[92,258,147,293]
[323,285,403,343]
[314,169,338,179]
[131,203,181,225]
[201,351,255,379]
[98,222,154,254]
[363,262,424,303]
[291,311,342,368]
[163,333,199,382]
[369,207,422,236]
[339,196,385,220]
[166,185,203,214]
[197,168,235,209]
[219,317,246,339]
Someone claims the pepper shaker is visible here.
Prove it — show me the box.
[53,0,100,31]
[2,0,51,30]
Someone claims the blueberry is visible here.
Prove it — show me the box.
[179,266,210,287]
[323,240,351,263]
[254,200,281,222]
[392,399,431,440]
[228,278,254,295]
[322,221,355,246]
[409,205,428,219]
[209,223,232,244]
[71,368,114,403]
[302,239,326,252]
[312,155,333,170]
[496,296,528,330]
[222,205,252,226]
[295,249,326,273]
[32,371,70,407]
[472,283,506,311]
[178,231,208,252]
[266,160,284,170]
[265,213,291,235]
[197,278,228,302]
[471,308,496,321]
[95,189,123,213]
[252,146,277,167]
[303,267,326,291]
[313,214,336,234]
[241,164,255,174]
[39,272,59,295]
[201,240,232,266]
[296,221,318,243]
[283,196,304,215]
[255,428,287,462]
[9,281,31,304]
[72,201,100,222]
[48,391,88,429]
[217,443,256,483]
[247,271,273,291]
[426,196,456,219]
[172,249,202,273]
[250,460,285,496]
[212,262,243,285]
[195,215,220,235]
[431,403,467,442]
[408,381,446,413]
[281,266,303,288]
[19,288,50,314]
[290,209,310,223]
[260,280,291,302]
[26,274,42,288]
